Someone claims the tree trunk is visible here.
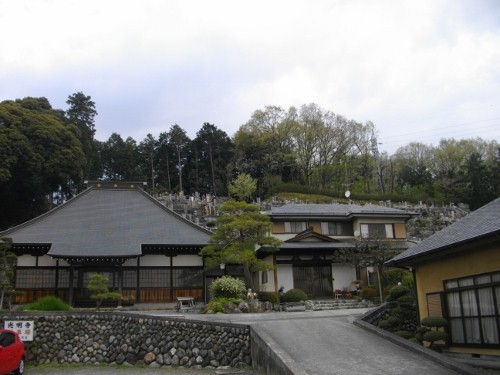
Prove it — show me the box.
[376,265,384,304]
[243,262,254,290]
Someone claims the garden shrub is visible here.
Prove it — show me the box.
[387,284,411,302]
[280,288,307,303]
[23,296,71,311]
[209,276,246,299]
[360,285,377,300]
[204,297,240,313]
[258,291,280,304]
[421,316,448,328]
[383,268,411,286]
[419,316,449,348]
[395,330,415,339]
[423,330,448,343]
[397,295,414,304]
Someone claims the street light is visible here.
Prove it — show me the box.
[219,263,226,275]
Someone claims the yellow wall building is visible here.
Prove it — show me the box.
[387,198,500,358]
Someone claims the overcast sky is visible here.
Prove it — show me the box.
[1,0,499,154]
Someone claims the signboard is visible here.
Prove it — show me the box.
[4,320,34,341]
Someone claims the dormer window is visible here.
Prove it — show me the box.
[360,224,394,239]
[284,221,307,233]
[321,222,353,236]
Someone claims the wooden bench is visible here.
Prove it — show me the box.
[175,297,195,312]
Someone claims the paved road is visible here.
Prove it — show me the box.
[129,309,462,375]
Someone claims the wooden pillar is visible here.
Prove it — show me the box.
[55,259,60,299]
[68,265,74,306]
[273,254,279,293]
[136,257,140,303]
[169,255,174,302]
[117,264,123,308]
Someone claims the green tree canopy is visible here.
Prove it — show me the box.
[0,97,86,228]
[200,201,281,289]
[228,173,257,201]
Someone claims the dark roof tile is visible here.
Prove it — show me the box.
[0,187,212,258]
[388,197,500,265]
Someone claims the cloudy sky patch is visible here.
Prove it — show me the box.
[1,0,499,153]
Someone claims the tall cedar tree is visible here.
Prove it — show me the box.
[0,238,17,309]
[200,201,281,289]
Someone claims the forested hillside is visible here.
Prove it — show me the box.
[1,95,498,229]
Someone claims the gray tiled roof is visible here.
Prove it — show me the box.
[0,187,212,258]
[269,203,414,217]
[387,197,500,266]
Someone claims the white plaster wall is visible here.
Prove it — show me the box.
[259,257,275,292]
[16,255,36,267]
[277,264,294,291]
[172,255,203,267]
[138,255,170,267]
[122,258,139,267]
[37,256,57,266]
[332,264,357,292]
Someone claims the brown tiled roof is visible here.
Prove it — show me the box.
[0,186,212,258]
[386,197,500,267]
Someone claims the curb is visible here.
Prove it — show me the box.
[353,309,482,375]
[250,325,308,375]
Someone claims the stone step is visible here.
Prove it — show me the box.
[306,300,374,311]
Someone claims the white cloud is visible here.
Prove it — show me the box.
[0,0,499,152]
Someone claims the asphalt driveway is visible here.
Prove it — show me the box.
[132,308,467,375]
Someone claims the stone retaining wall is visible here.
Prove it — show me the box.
[0,313,251,370]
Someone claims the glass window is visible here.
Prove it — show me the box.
[360,224,394,239]
[444,271,500,346]
[123,270,137,288]
[172,268,203,288]
[15,268,56,288]
[284,222,307,233]
[322,222,353,236]
[139,269,170,288]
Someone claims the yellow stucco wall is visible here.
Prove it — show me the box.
[415,241,500,356]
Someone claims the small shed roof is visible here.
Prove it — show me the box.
[387,197,500,267]
[0,185,212,258]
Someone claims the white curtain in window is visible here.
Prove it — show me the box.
[385,224,394,238]
[464,318,482,344]
[284,222,291,233]
[481,318,499,344]
[450,319,465,343]
[461,290,480,343]
[461,290,478,316]
[447,292,461,317]
[478,288,495,315]
[478,288,498,344]
[360,224,369,238]
[321,222,329,235]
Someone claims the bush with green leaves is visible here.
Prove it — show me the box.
[209,276,246,299]
[23,296,71,311]
[280,288,307,303]
[360,285,377,301]
[258,291,280,304]
[421,316,448,328]
[387,284,411,302]
[395,330,415,339]
[204,297,240,313]
[87,273,122,310]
